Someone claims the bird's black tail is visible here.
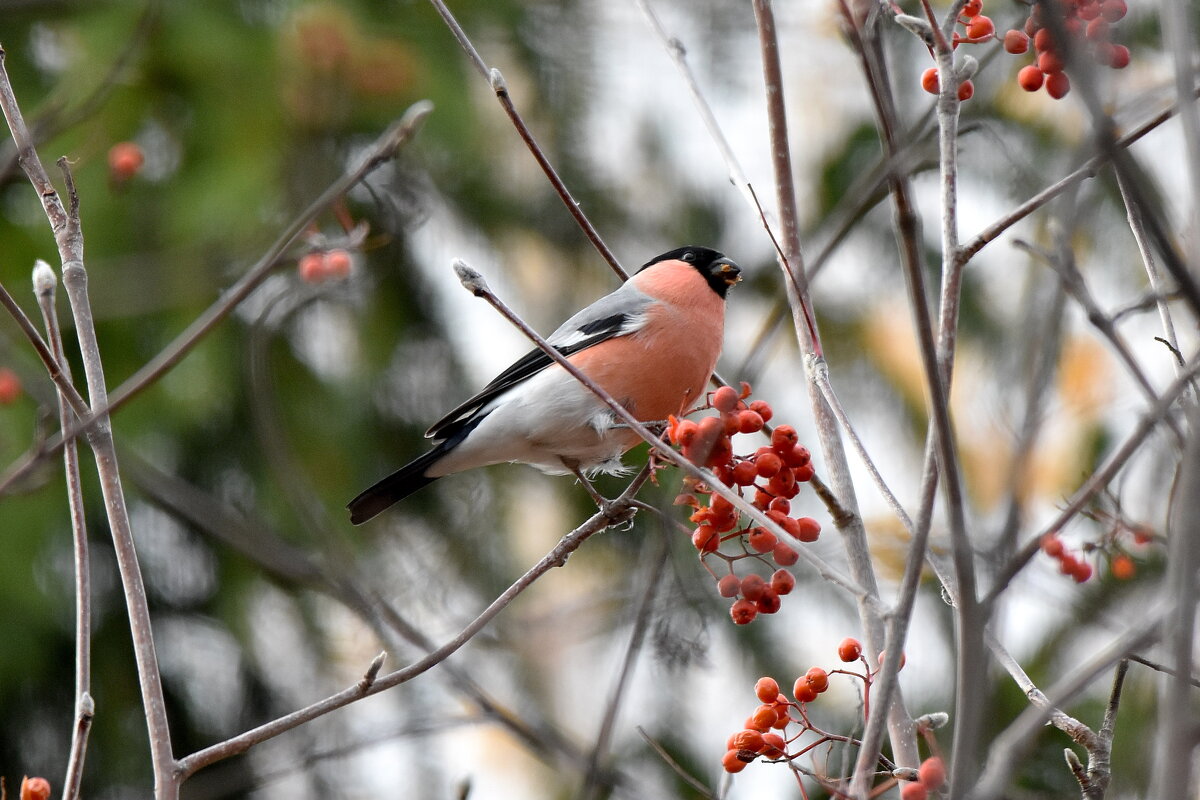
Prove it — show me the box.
[347,445,447,525]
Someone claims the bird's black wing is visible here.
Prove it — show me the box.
[425,311,635,440]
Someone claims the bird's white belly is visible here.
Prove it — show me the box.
[426,369,639,477]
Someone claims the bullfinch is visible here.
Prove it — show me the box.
[347,246,742,524]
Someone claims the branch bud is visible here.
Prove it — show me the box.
[32,259,56,295]
[453,259,489,296]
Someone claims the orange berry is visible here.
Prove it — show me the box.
[767,469,797,499]
[772,541,799,566]
[712,385,739,414]
[760,732,787,759]
[900,782,928,800]
[783,445,811,468]
[748,527,778,553]
[918,756,947,789]
[738,410,765,434]
[794,517,821,543]
[740,573,767,602]
[768,497,790,515]
[966,15,995,39]
[749,704,778,731]
[1040,533,1064,557]
[878,649,907,670]
[0,367,22,405]
[1111,554,1135,580]
[721,749,750,773]
[791,463,815,483]
[1004,29,1029,53]
[792,678,818,703]
[749,399,773,422]
[838,637,863,662]
[692,525,720,553]
[755,676,781,703]
[717,573,741,597]
[957,79,975,101]
[1045,70,1071,98]
[1132,526,1153,545]
[20,778,51,800]
[672,418,699,446]
[1018,64,1045,91]
[805,666,829,693]
[961,0,983,17]
[770,569,795,595]
[730,599,758,625]
[728,728,766,752]
[756,588,782,614]
[770,425,798,452]
[921,67,940,95]
[107,141,144,181]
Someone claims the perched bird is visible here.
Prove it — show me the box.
[348,246,741,524]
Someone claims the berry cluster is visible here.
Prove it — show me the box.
[901,757,948,800]
[1004,0,1130,98]
[721,638,877,776]
[668,384,822,626]
[1040,508,1155,583]
[918,0,995,101]
[1040,532,1094,582]
[298,248,354,283]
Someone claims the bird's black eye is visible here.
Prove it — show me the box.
[682,251,696,262]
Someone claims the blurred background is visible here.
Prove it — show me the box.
[0,0,1187,798]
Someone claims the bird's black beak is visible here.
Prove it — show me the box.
[713,257,742,286]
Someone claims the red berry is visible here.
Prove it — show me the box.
[805,667,830,693]
[712,385,739,413]
[740,573,767,602]
[1040,533,1065,557]
[1109,43,1130,68]
[760,732,787,758]
[0,368,22,405]
[299,252,326,283]
[755,677,781,703]
[749,399,773,422]
[794,517,821,543]
[717,573,741,597]
[1033,27,1054,52]
[791,464,815,483]
[730,599,758,625]
[921,67,940,95]
[671,418,699,446]
[754,451,783,478]
[783,445,811,468]
[1045,70,1071,98]
[1078,0,1101,19]
[772,542,799,566]
[1004,29,1029,53]
[107,141,144,181]
[919,756,947,789]
[749,704,778,731]
[756,588,782,614]
[768,497,790,515]
[20,778,51,800]
[1100,0,1126,21]
[692,525,720,553]
[748,527,778,553]
[770,425,798,453]
[770,569,795,595]
[900,782,928,800]
[721,749,750,773]
[738,410,765,434]
[1071,559,1094,583]
[838,637,863,662]
[1018,64,1045,91]
[957,79,975,101]
[961,0,983,17]
[792,678,818,703]
[966,15,995,39]
[1085,17,1110,40]
[1038,49,1065,74]
[732,460,759,486]
[878,649,908,670]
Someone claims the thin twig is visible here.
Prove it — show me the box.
[0,48,177,798]
[33,261,93,800]
[176,477,646,778]
[636,727,717,799]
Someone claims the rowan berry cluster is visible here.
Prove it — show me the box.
[1003,0,1130,98]
[668,384,822,626]
[1041,509,1154,583]
[721,637,873,775]
[901,757,948,800]
[298,248,354,283]
[1040,532,1094,582]
[918,0,994,101]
